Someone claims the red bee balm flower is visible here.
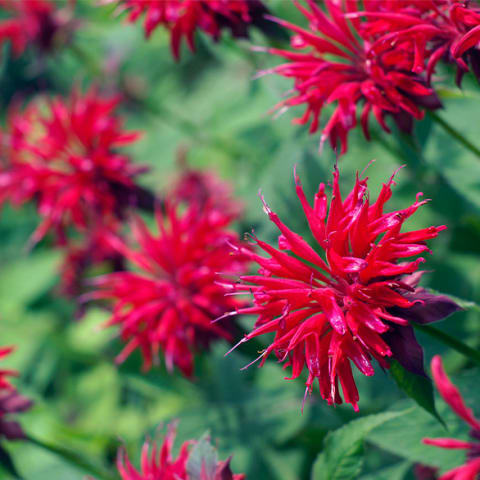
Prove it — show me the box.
[0,347,32,441]
[256,0,441,154]
[111,0,269,60]
[0,0,75,56]
[0,88,149,245]
[357,0,480,86]
[423,356,480,480]
[115,423,245,480]
[90,201,250,376]
[221,167,460,410]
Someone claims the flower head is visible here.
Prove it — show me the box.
[90,200,250,376]
[222,166,460,410]
[115,422,245,480]
[423,355,480,480]
[0,347,32,441]
[0,0,75,56]
[256,0,441,154]
[0,87,148,245]
[111,0,269,60]
[357,0,480,86]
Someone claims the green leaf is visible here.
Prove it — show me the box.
[0,444,23,479]
[389,360,443,425]
[358,461,411,480]
[186,433,218,480]
[367,400,464,473]
[311,410,409,480]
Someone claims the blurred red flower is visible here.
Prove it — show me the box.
[0,87,148,246]
[221,166,459,410]
[423,355,480,480]
[0,0,75,56]
[115,422,245,480]
[111,0,268,59]
[257,0,441,154]
[90,200,250,376]
[172,164,244,219]
[0,347,32,441]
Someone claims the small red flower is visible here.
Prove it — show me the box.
[423,355,480,480]
[110,0,268,60]
[357,0,480,86]
[172,165,243,219]
[59,223,125,299]
[0,346,33,441]
[0,0,75,56]
[0,87,148,246]
[256,0,440,154]
[115,422,245,480]
[221,166,459,410]
[90,200,250,376]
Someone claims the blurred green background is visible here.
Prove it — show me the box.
[1,1,480,479]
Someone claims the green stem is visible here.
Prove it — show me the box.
[412,323,480,366]
[26,435,117,480]
[428,110,480,158]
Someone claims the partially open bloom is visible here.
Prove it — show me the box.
[0,87,150,245]
[0,0,76,56]
[172,164,243,219]
[221,166,460,410]
[0,347,32,441]
[256,0,441,154]
[115,422,245,480]
[90,200,250,376]
[111,0,269,60]
[423,355,480,480]
[357,0,480,86]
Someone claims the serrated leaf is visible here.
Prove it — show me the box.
[311,410,409,480]
[389,360,443,426]
[186,432,218,480]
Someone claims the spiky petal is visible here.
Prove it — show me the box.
[423,356,480,480]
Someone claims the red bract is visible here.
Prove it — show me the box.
[220,166,459,410]
[356,0,480,86]
[0,87,147,246]
[89,200,250,376]
[0,0,75,56]
[111,0,268,60]
[256,0,440,154]
[115,422,245,480]
[0,347,32,441]
[423,356,480,480]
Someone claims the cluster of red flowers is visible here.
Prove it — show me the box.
[220,167,459,410]
[422,356,480,480]
[0,87,148,245]
[0,347,32,441]
[89,192,250,376]
[0,87,156,297]
[111,0,269,60]
[258,0,480,154]
[0,0,75,56]
[114,422,245,480]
